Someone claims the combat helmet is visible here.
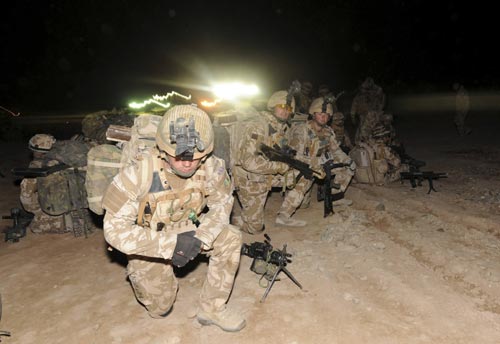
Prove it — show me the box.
[308,97,334,116]
[28,134,56,152]
[267,90,296,112]
[156,105,214,160]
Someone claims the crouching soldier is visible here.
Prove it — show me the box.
[102,105,245,332]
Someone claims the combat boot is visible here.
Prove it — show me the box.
[197,306,246,332]
[275,214,306,227]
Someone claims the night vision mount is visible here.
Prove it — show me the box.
[169,117,205,160]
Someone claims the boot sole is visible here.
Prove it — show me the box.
[197,316,246,332]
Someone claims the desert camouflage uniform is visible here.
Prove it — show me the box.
[232,111,292,234]
[355,110,382,144]
[20,158,66,233]
[366,139,402,183]
[351,79,385,141]
[102,149,241,317]
[280,121,354,217]
[454,85,471,136]
[331,112,353,152]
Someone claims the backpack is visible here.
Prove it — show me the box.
[37,140,92,215]
[211,105,264,171]
[349,142,387,185]
[84,114,162,215]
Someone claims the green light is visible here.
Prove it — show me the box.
[128,91,192,109]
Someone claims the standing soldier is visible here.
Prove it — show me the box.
[453,83,471,136]
[350,77,385,138]
[232,90,302,232]
[102,105,245,332]
[20,134,66,234]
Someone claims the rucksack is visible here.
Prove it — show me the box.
[37,140,92,215]
[85,114,162,215]
[211,105,265,171]
[349,142,387,185]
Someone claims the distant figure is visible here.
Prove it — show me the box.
[350,77,385,127]
[318,84,330,98]
[453,83,471,136]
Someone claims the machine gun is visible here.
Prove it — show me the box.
[241,234,302,302]
[2,207,33,242]
[400,171,448,194]
[317,160,350,217]
[259,143,321,182]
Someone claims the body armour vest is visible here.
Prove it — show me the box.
[138,152,207,232]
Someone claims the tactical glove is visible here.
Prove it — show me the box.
[172,231,202,267]
[275,162,289,175]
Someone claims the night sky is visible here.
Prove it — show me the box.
[2,0,498,112]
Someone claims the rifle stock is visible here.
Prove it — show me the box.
[11,163,70,178]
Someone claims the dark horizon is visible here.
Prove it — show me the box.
[2,1,499,112]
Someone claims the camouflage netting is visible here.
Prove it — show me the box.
[45,140,93,168]
[82,108,135,144]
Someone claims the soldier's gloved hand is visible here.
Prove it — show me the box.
[275,162,289,175]
[313,168,326,179]
[172,231,202,268]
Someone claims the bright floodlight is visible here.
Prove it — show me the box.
[212,82,259,100]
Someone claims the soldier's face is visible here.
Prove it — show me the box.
[313,112,330,126]
[274,105,292,121]
[165,155,202,178]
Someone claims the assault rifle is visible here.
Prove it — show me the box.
[11,163,69,178]
[259,143,321,182]
[2,207,33,242]
[241,234,302,302]
[400,171,448,194]
[317,160,350,217]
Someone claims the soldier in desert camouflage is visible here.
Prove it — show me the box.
[330,111,353,153]
[102,105,245,332]
[281,97,356,215]
[20,134,66,234]
[232,90,301,233]
[453,83,472,136]
[351,77,385,143]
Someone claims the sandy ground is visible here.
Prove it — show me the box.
[1,109,500,344]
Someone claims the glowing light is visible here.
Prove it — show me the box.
[200,99,222,107]
[128,91,191,109]
[212,82,259,101]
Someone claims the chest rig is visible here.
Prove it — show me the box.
[303,125,331,160]
[137,153,207,231]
